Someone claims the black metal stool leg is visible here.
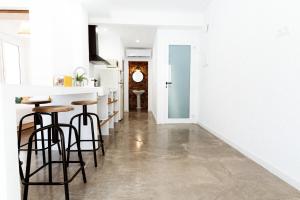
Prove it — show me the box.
[23,136,33,200]
[58,129,70,200]
[67,123,73,167]
[47,127,52,183]
[33,111,43,155]
[33,121,38,155]
[82,105,88,126]
[87,114,97,167]
[71,125,87,183]
[90,113,105,156]
[51,112,62,155]
[67,114,82,166]
[36,114,47,164]
[19,159,24,181]
[78,115,82,140]
[40,130,46,164]
[57,142,62,155]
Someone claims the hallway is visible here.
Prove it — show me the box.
[23,112,300,200]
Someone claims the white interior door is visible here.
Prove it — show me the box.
[167,45,191,120]
[160,44,200,124]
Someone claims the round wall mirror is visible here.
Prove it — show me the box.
[73,67,87,77]
[132,70,144,82]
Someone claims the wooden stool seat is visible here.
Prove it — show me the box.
[33,106,74,113]
[22,100,51,105]
[71,100,97,106]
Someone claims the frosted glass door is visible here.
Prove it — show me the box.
[168,45,191,118]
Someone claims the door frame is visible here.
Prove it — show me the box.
[124,58,153,113]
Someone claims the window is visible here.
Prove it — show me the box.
[1,41,21,85]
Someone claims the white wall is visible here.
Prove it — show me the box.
[0,85,21,200]
[98,29,124,63]
[199,0,300,190]
[90,28,125,118]
[30,0,89,85]
[90,29,124,81]
[124,58,153,112]
[153,28,202,124]
[0,86,8,200]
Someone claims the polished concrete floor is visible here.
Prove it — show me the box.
[20,112,300,200]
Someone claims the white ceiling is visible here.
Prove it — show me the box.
[84,0,212,48]
[99,24,157,48]
[82,0,212,18]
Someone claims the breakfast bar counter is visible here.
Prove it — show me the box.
[0,85,113,200]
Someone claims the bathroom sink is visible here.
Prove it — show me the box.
[132,90,145,110]
[132,90,145,95]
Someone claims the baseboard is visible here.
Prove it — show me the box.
[197,121,300,191]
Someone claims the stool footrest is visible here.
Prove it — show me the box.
[67,140,104,152]
[20,140,59,152]
[68,147,102,152]
[22,166,85,186]
[66,139,104,152]
[26,161,85,179]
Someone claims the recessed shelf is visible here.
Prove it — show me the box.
[100,111,119,127]
[100,118,110,127]
[99,90,120,134]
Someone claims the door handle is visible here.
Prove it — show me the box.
[166,82,172,88]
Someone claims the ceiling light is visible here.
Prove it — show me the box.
[135,39,140,43]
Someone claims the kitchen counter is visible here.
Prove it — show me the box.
[0,85,107,200]
[1,85,107,97]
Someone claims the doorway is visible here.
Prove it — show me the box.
[128,61,148,112]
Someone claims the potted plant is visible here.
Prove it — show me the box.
[75,73,87,87]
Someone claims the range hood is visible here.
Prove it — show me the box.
[88,25,110,65]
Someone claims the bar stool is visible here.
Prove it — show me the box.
[67,100,105,168]
[18,100,62,166]
[21,106,87,200]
